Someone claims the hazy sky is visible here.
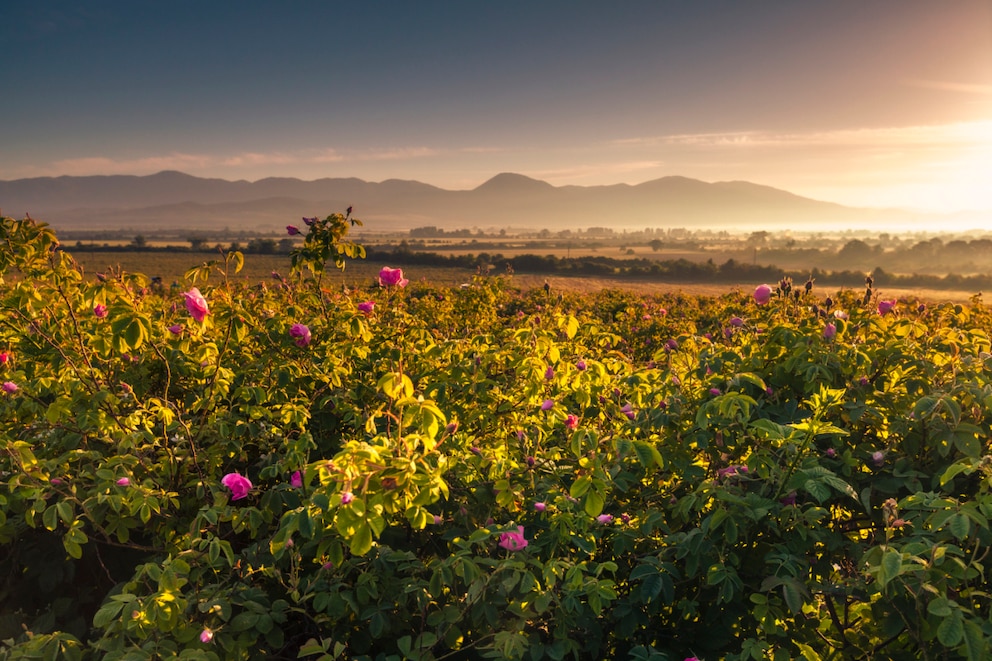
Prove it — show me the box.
[3,1,991,213]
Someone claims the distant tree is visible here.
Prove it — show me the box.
[648,239,664,252]
[131,234,148,249]
[188,236,206,251]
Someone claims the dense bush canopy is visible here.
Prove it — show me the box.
[2,214,992,660]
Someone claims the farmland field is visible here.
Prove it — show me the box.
[66,250,982,303]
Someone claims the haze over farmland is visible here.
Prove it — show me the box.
[1,2,990,234]
[2,171,976,234]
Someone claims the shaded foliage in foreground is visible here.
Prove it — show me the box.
[2,214,992,660]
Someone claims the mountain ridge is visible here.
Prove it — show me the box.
[0,170,938,232]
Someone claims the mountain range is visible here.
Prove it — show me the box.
[0,170,947,233]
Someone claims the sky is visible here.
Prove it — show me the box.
[2,1,991,214]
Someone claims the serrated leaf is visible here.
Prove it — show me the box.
[938,611,964,647]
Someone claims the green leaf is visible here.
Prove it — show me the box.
[584,489,605,517]
[949,513,970,541]
[350,523,373,556]
[878,548,902,589]
[938,611,964,647]
[960,620,987,661]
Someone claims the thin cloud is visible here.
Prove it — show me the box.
[904,78,992,95]
[614,120,992,150]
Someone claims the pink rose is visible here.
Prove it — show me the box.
[823,323,836,340]
[286,225,300,236]
[2,381,18,394]
[183,288,209,323]
[168,324,183,335]
[221,472,252,501]
[200,628,214,644]
[498,526,528,551]
[565,414,578,430]
[534,502,546,512]
[93,304,108,318]
[116,477,130,486]
[877,299,896,315]
[290,471,303,488]
[378,267,409,288]
[621,403,635,420]
[753,284,772,305]
[357,301,375,314]
[0,351,8,365]
[541,399,554,411]
[596,514,614,524]
[545,365,555,380]
[341,491,354,505]
[289,323,312,347]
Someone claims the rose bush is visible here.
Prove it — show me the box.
[1,213,992,660]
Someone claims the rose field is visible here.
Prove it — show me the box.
[3,212,992,660]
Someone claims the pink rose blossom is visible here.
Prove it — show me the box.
[290,471,303,488]
[183,288,209,323]
[565,414,578,430]
[378,266,409,288]
[2,381,18,393]
[834,309,849,320]
[823,323,836,340]
[200,628,214,644]
[534,502,546,512]
[93,304,108,318]
[544,365,555,380]
[877,299,897,315]
[50,478,65,486]
[289,323,312,347]
[286,225,300,236]
[541,399,554,411]
[621,403,635,420]
[753,284,772,305]
[221,472,252,501]
[168,324,183,335]
[0,351,8,365]
[498,526,528,551]
[729,316,744,327]
[596,514,614,524]
[871,451,885,467]
[357,301,375,314]
[341,491,354,505]
[116,477,130,486]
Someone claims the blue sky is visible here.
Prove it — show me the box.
[2,1,991,213]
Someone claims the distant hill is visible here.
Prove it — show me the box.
[0,170,939,232]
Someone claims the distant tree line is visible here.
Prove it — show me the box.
[364,247,992,292]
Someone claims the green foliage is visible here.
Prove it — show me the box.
[2,214,992,659]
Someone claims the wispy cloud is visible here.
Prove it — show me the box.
[532,161,666,184]
[21,146,446,179]
[904,79,992,96]
[614,120,992,151]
